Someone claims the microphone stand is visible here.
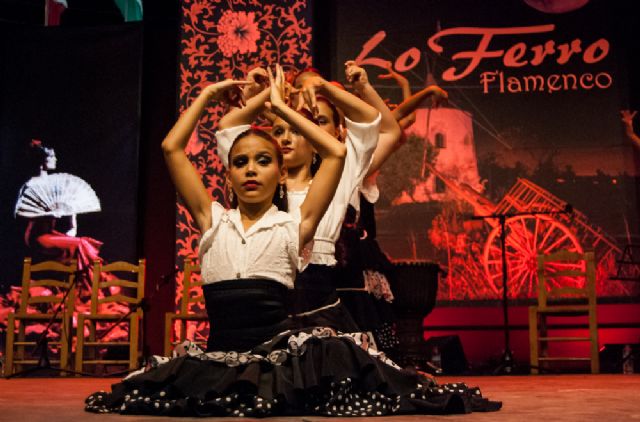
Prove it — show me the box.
[7,268,94,378]
[470,205,573,375]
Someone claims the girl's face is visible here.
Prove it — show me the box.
[227,135,286,207]
[315,101,340,139]
[44,151,57,170]
[271,117,314,170]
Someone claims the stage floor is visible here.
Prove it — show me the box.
[0,375,638,421]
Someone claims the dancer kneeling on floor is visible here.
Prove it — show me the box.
[216,65,384,332]
[84,65,500,416]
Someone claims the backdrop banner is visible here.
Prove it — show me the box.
[173,0,313,344]
[329,0,639,301]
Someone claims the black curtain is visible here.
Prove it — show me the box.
[0,22,143,290]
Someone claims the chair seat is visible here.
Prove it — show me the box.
[170,313,208,320]
[78,313,137,320]
[538,336,592,342]
[9,358,64,365]
[533,305,590,315]
[10,313,67,320]
[82,341,132,346]
[13,340,64,346]
[538,357,592,362]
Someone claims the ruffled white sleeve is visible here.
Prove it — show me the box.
[198,202,226,261]
[286,206,311,272]
[341,113,381,213]
[214,124,252,168]
[359,175,380,204]
[344,113,381,184]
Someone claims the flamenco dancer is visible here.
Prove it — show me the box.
[15,139,102,275]
[84,66,500,416]
[216,64,389,331]
[335,63,449,358]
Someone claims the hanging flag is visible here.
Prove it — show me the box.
[45,0,68,26]
[113,0,143,22]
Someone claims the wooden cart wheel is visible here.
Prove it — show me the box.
[482,215,583,298]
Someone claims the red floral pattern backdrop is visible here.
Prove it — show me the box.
[173,0,312,343]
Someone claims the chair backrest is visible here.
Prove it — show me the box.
[180,258,203,315]
[90,259,146,315]
[19,257,78,315]
[536,250,596,308]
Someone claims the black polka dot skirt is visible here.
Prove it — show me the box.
[85,327,501,416]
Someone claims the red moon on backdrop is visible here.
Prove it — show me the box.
[524,0,589,14]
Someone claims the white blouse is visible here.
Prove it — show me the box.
[198,202,301,288]
[215,113,381,266]
[349,172,381,212]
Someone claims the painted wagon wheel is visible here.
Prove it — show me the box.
[482,215,583,298]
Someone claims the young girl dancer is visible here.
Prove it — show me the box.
[336,63,448,357]
[216,66,385,331]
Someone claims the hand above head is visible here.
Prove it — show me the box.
[283,80,298,107]
[378,62,408,87]
[344,60,369,92]
[266,64,288,112]
[162,78,250,234]
[202,79,250,108]
[242,67,269,101]
[383,97,397,110]
[427,85,449,107]
[297,74,327,117]
[621,109,637,126]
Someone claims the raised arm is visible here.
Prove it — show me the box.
[267,65,347,248]
[298,73,378,124]
[218,90,270,129]
[621,110,640,148]
[393,84,448,122]
[345,61,402,176]
[378,64,416,128]
[161,80,248,233]
[218,67,270,129]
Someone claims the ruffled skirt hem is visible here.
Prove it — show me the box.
[85,328,500,416]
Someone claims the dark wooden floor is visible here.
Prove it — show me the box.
[0,375,639,421]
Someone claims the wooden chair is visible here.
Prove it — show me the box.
[164,258,207,356]
[529,250,599,374]
[75,259,145,374]
[5,258,78,377]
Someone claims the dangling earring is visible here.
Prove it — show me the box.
[229,189,234,204]
[312,154,317,166]
[279,184,284,199]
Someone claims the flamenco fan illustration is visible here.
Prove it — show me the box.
[13,140,104,272]
[15,173,101,218]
